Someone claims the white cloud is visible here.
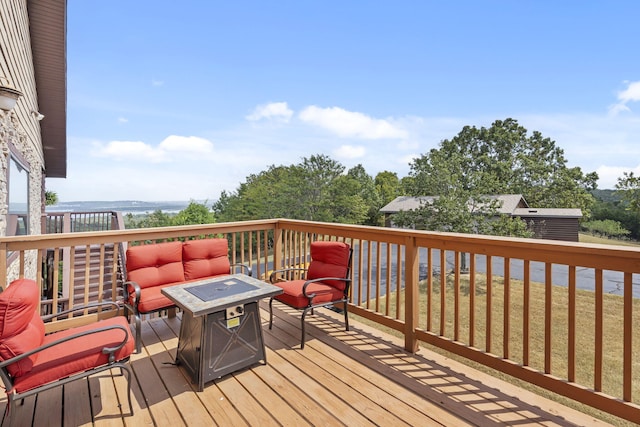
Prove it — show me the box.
[152,79,164,87]
[91,135,215,164]
[596,165,640,190]
[246,102,293,122]
[333,145,366,159]
[159,135,213,154]
[117,117,128,124]
[298,106,408,139]
[609,80,640,115]
[92,140,168,163]
[618,81,640,103]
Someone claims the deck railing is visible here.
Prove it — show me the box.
[42,211,124,234]
[1,218,639,423]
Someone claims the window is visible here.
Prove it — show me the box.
[7,155,29,236]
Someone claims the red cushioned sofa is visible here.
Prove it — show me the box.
[123,238,251,352]
[0,278,135,424]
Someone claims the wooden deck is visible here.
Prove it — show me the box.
[1,303,611,426]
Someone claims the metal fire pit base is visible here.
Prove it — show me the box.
[176,301,265,391]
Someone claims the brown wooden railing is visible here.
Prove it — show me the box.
[1,218,639,423]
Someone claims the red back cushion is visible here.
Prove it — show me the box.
[307,241,351,290]
[126,241,185,288]
[0,279,45,377]
[183,239,231,281]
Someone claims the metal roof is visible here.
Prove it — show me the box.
[28,0,67,178]
[380,194,583,219]
[513,208,583,219]
[380,194,529,215]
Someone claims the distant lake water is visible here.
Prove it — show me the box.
[45,200,194,216]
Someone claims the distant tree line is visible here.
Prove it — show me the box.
[124,200,215,228]
[122,118,640,243]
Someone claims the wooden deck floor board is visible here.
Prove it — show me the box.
[33,387,62,427]
[0,303,612,426]
[264,309,430,426]
[264,307,449,426]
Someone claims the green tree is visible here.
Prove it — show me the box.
[398,118,597,237]
[45,191,58,206]
[581,219,630,239]
[375,171,401,204]
[213,154,380,225]
[130,209,172,228]
[615,171,640,215]
[171,200,215,225]
[327,175,369,224]
[346,164,382,225]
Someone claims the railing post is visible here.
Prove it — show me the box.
[404,236,419,352]
[0,242,7,289]
[273,221,283,277]
[62,213,71,298]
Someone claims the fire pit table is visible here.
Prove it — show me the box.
[162,274,283,391]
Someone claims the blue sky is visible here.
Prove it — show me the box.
[47,1,640,202]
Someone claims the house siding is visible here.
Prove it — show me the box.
[1,0,47,280]
[519,216,580,242]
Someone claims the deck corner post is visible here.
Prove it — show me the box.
[404,236,419,353]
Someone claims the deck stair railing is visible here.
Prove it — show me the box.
[41,211,125,311]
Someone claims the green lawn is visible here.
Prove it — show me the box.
[579,232,640,247]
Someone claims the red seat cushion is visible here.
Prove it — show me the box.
[183,238,231,281]
[275,279,345,308]
[126,241,185,290]
[12,316,134,393]
[0,279,45,377]
[306,241,351,291]
[136,283,180,314]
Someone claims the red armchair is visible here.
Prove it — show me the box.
[268,241,352,349]
[0,279,135,424]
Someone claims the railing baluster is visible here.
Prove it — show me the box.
[67,247,74,315]
[375,241,381,313]
[366,240,372,310]
[523,259,530,366]
[98,244,105,307]
[545,263,553,374]
[454,251,460,341]
[623,271,633,402]
[385,243,392,317]
[397,243,403,320]
[356,238,363,306]
[427,247,432,332]
[595,268,603,391]
[504,257,510,359]
[568,265,576,382]
[440,249,446,336]
[486,255,492,353]
[469,253,475,347]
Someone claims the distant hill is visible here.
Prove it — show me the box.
[591,189,621,203]
[45,200,193,215]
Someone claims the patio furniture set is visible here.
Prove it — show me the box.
[0,238,352,424]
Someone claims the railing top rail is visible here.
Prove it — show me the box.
[5,217,640,270]
[42,211,121,216]
[0,219,278,249]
